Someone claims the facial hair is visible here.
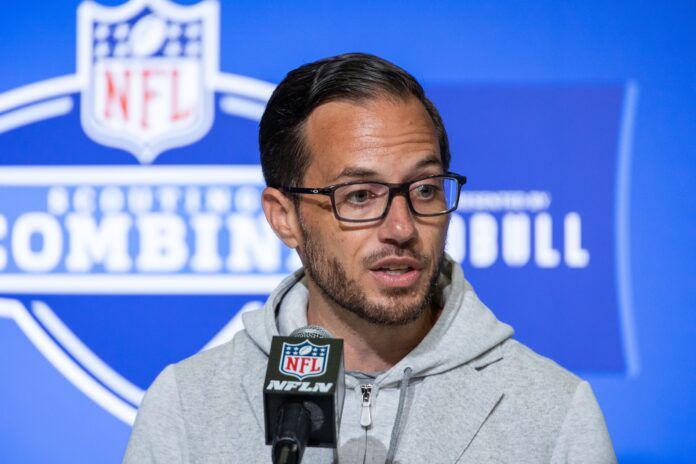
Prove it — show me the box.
[299,219,444,326]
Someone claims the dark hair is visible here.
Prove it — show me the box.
[259,52,450,188]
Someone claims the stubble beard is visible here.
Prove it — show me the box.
[299,220,445,326]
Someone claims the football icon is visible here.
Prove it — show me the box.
[130,14,167,57]
[298,345,312,355]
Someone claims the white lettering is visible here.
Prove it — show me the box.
[136,213,188,271]
[226,213,280,272]
[564,212,590,268]
[266,380,287,391]
[184,187,202,213]
[299,382,313,392]
[73,186,96,214]
[314,382,333,393]
[534,213,560,268]
[128,187,153,213]
[265,380,334,392]
[190,214,222,272]
[99,186,125,213]
[470,213,497,268]
[233,186,261,213]
[458,190,552,212]
[65,214,132,272]
[47,187,69,215]
[502,213,530,267]
[12,212,62,272]
[157,186,180,212]
[206,187,231,213]
[445,213,466,262]
[283,381,301,392]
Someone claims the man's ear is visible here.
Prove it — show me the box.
[261,187,302,249]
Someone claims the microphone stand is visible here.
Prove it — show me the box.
[272,401,312,464]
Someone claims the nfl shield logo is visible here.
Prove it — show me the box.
[280,340,331,380]
[77,0,218,163]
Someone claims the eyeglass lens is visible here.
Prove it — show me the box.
[333,177,460,221]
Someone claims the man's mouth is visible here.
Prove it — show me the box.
[375,264,414,275]
[369,256,422,271]
[368,256,424,287]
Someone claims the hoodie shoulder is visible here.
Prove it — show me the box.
[451,338,616,463]
[125,330,269,463]
[476,339,584,438]
[172,329,264,395]
[492,338,582,410]
[145,329,267,432]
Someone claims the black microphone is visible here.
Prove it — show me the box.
[263,325,345,464]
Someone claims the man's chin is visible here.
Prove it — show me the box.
[355,293,432,326]
[370,273,432,298]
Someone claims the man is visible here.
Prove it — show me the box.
[124,53,616,463]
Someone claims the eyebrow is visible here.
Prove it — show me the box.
[331,155,443,183]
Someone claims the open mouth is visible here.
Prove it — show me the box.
[368,257,423,287]
[375,265,414,275]
[369,267,421,288]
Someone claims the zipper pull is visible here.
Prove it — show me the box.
[360,384,373,428]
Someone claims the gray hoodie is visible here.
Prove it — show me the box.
[124,258,617,463]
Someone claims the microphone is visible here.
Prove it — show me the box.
[264,326,345,464]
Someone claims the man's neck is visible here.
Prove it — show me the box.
[305,283,439,373]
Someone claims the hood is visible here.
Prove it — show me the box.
[242,255,514,386]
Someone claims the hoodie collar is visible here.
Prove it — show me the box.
[242,266,305,354]
[376,258,513,386]
[242,255,514,384]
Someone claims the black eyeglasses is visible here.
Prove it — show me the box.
[277,172,467,223]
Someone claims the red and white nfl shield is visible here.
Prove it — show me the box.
[77,0,218,163]
[280,340,331,381]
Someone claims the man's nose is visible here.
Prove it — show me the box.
[377,194,417,246]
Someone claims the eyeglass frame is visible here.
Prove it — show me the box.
[275,172,467,223]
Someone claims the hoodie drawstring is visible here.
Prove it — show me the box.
[385,367,413,464]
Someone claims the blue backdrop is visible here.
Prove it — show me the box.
[0,1,693,462]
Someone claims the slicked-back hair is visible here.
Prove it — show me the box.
[259,53,450,188]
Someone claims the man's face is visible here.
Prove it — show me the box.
[296,96,449,326]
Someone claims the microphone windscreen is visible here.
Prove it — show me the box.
[290,325,333,339]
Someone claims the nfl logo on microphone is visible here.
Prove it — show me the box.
[280,341,330,381]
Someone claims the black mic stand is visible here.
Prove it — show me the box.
[272,401,312,464]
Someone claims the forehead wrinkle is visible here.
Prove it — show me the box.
[348,114,436,155]
[331,154,441,183]
[351,134,437,155]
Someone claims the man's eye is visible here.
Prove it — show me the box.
[414,184,438,199]
[346,190,372,203]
